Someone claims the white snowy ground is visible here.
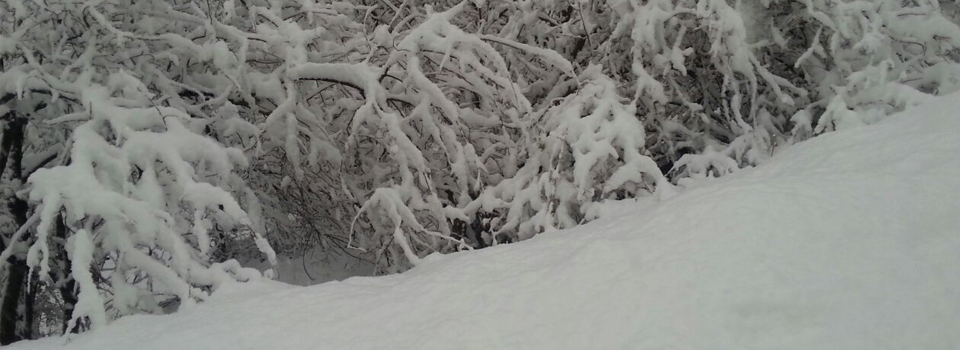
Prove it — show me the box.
[14,94,960,349]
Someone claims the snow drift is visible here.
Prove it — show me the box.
[13,94,960,349]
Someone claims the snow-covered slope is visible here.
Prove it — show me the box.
[15,95,960,349]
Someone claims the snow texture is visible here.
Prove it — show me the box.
[10,92,960,349]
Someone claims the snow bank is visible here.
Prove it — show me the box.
[14,94,960,349]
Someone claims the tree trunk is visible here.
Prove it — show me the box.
[53,214,79,334]
[0,260,27,345]
[0,116,32,345]
[21,277,36,340]
[60,279,78,335]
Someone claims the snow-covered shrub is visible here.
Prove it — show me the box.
[793,0,960,132]
[239,1,568,271]
[0,0,275,334]
[470,66,671,241]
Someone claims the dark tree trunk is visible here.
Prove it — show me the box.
[0,116,33,345]
[0,114,10,344]
[0,260,27,345]
[21,275,36,340]
[54,214,79,334]
[60,279,79,334]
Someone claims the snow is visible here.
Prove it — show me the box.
[12,93,960,349]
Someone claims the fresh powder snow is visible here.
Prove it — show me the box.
[10,92,960,349]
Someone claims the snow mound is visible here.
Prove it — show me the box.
[15,94,960,349]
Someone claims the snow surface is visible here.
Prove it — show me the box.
[13,94,960,349]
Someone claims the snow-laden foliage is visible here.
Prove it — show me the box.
[795,0,960,132]
[0,0,276,334]
[495,0,960,177]
[470,66,672,241]
[2,0,960,337]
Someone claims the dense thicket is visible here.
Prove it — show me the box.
[1,0,958,341]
